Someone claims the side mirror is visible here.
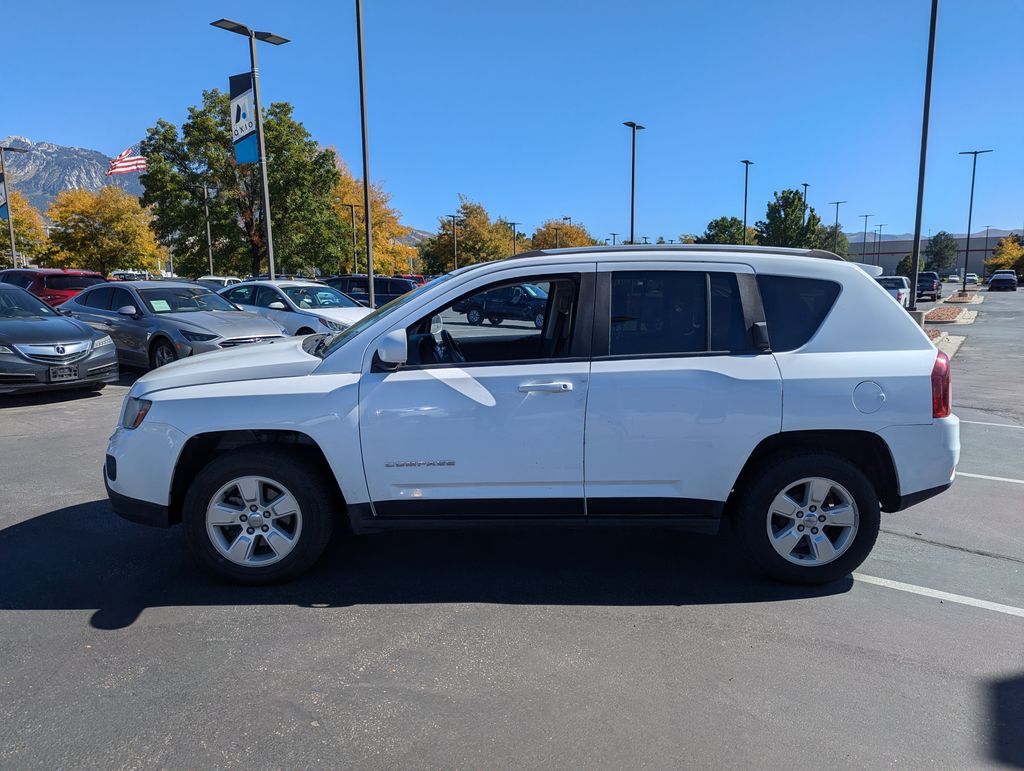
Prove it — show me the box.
[117,305,138,317]
[268,301,287,310]
[429,314,444,336]
[375,328,407,370]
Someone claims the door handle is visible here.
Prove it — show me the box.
[519,381,573,393]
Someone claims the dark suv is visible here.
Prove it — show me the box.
[453,283,549,328]
[916,271,942,301]
[326,275,418,308]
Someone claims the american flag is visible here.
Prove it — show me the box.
[106,145,147,176]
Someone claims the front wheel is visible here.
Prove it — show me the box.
[182,447,335,584]
[150,338,177,369]
[466,307,483,325]
[732,452,880,585]
[534,313,545,329]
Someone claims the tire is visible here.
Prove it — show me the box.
[487,316,503,326]
[534,313,545,329]
[149,338,177,369]
[466,308,484,325]
[731,452,880,585]
[182,447,336,584]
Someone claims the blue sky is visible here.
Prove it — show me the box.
[5,0,1023,238]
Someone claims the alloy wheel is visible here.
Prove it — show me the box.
[765,476,859,566]
[205,476,303,567]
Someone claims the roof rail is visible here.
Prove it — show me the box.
[501,244,846,262]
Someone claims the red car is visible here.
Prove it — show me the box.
[0,268,107,306]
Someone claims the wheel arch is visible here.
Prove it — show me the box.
[169,429,347,526]
[728,429,901,514]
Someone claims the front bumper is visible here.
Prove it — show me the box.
[0,348,119,395]
[105,470,172,527]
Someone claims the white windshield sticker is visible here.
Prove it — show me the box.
[150,299,171,312]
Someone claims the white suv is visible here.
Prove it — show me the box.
[104,246,960,585]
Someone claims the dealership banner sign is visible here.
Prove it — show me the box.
[230,73,258,164]
[0,172,8,220]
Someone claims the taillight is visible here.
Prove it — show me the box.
[931,351,951,418]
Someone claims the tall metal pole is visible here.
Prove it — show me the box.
[828,201,846,253]
[802,182,811,226]
[984,225,991,267]
[860,214,873,264]
[247,32,277,280]
[959,149,992,294]
[447,214,459,270]
[876,224,887,267]
[554,226,562,249]
[741,160,753,244]
[610,232,619,245]
[355,0,375,306]
[203,184,214,275]
[509,221,520,255]
[339,203,359,273]
[908,0,938,311]
[623,122,644,244]
[0,149,16,268]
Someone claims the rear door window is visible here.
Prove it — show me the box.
[609,271,707,356]
[756,275,840,352]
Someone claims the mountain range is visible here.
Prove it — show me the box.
[1,136,143,213]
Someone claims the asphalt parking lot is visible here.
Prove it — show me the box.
[1,291,1022,768]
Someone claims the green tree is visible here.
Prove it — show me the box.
[755,189,820,248]
[810,223,849,256]
[924,231,959,272]
[418,197,511,274]
[986,234,1024,275]
[696,216,757,245]
[531,219,597,250]
[141,89,344,278]
[895,255,913,276]
[46,187,162,276]
[0,190,48,268]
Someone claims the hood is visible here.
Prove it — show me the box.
[308,307,374,326]
[159,309,284,337]
[133,336,321,396]
[0,315,96,345]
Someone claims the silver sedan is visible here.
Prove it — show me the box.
[60,281,286,369]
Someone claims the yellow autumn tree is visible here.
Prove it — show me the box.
[985,235,1024,275]
[531,219,598,250]
[0,190,48,268]
[47,187,162,276]
[332,157,415,276]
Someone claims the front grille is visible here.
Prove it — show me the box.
[14,341,91,365]
[219,336,282,348]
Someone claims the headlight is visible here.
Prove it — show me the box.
[0,345,12,354]
[179,329,218,342]
[321,319,348,332]
[122,397,152,429]
[93,335,114,348]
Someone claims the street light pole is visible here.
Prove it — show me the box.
[0,146,29,268]
[562,216,572,227]
[959,149,993,294]
[876,224,887,267]
[984,224,992,267]
[553,226,562,249]
[908,0,939,312]
[210,19,288,281]
[447,214,459,270]
[339,203,360,273]
[354,0,376,307]
[802,182,811,226]
[623,121,645,244]
[610,232,619,246]
[859,214,873,263]
[509,221,520,255]
[741,160,754,244]
[828,201,846,253]
[203,184,214,275]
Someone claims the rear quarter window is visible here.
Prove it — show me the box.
[756,275,841,352]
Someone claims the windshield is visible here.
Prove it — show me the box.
[284,285,361,309]
[139,286,239,313]
[0,289,58,318]
[44,275,105,291]
[877,278,905,289]
[318,272,461,358]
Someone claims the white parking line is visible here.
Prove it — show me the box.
[957,471,1024,485]
[854,573,1024,619]
[960,419,1024,429]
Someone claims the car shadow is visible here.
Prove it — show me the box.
[0,371,139,408]
[0,500,853,631]
[989,673,1024,767]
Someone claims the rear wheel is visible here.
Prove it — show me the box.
[182,447,335,584]
[466,308,484,325]
[149,338,177,369]
[534,313,545,329]
[487,316,503,326]
[732,452,880,585]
